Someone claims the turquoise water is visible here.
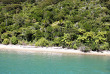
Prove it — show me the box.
[0,51,110,74]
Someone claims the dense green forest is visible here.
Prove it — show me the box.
[0,0,110,51]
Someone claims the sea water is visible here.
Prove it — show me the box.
[0,50,110,74]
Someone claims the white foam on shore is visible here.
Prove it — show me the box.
[0,44,110,56]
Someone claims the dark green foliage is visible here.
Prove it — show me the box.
[99,0,109,3]
[0,0,109,51]
[81,46,91,52]
[34,30,43,41]
[73,44,78,49]
[90,43,99,51]
[3,4,22,12]
[53,37,61,46]
[38,0,64,8]
[102,16,110,22]
[35,37,49,47]
[2,38,9,45]
[10,36,18,45]
[107,32,110,48]
[1,32,12,40]
[0,0,33,4]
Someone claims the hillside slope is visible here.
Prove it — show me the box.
[0,0,110,51]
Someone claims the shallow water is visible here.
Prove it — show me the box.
[0,50,110,74]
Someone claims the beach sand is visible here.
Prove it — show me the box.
[0,44,110,56]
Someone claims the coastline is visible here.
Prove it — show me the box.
[0,44,110,56]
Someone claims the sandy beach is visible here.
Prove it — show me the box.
[0,44,110,56]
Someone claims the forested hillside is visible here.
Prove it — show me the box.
[0,0,110,51]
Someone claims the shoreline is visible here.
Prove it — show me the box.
[0,44,110,56]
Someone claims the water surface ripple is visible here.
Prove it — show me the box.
[0,51,110,74]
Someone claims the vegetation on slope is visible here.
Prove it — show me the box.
[0,0,110,51]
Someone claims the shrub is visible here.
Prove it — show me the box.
[0,0,27,4]
[83,47,91,52]
[1,33,9,39]
[53,37,61,46]
[61,33,71,47]
[48,41,54,46]
[18,40,28,45]
[4,4,22,11]
[35,37,49,47]
[10,36,18,45]
[34,30,43,41]
[90,43,99,51]
[2,39,9,45]
[73,44,78,49]
[102,16,110,22]
[107,32,110,47]
[80,46,91,52]
[99,42,109,50]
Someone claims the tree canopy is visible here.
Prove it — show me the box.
[0,0,110,51]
